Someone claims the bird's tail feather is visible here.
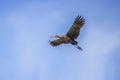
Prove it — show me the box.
[74,45,83,51]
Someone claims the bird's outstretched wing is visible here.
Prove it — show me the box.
[50,38,65,46]
[66,15,85,39]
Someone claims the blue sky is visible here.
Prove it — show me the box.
[0,0,120,80]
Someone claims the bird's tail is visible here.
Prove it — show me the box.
[74,45,83,51]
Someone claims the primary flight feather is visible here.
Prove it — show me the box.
[50,15,85,50]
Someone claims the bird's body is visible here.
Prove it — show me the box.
[50,35,71,45]
[50,15,85,50]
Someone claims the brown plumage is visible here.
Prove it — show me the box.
[49,15,85,50]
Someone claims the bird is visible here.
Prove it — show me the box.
[49,15,85,50]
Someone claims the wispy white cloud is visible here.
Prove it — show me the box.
[1,1,120,80]
[80,26,120,80]
[57,24,120,80]
[3,2,65,80]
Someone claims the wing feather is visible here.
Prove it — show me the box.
[50,38,65,46]
[66,15,85,39]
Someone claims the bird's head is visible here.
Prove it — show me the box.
[71,41,78,45]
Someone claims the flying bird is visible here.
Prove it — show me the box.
[49,15,85,50]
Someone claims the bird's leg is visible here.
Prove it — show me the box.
[50,35,61,38]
